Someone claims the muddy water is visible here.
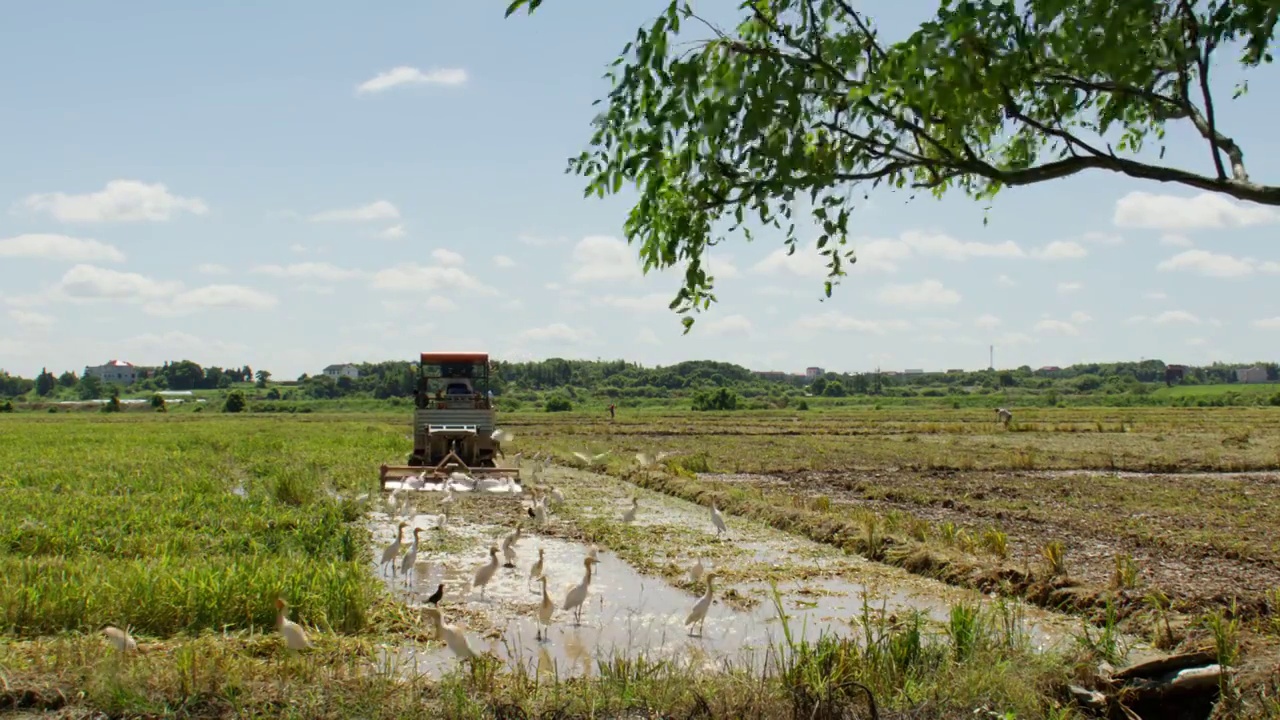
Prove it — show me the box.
[364,464,1148,679]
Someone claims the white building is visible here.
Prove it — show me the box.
[84,360,141,385]
[323,363,361,380]
[805,366,825,379]
[1236,366,1268,384]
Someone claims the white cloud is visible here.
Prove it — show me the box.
[1160,234,1193,248]
[1034,319,1080,336]
[55,264,182,301]
[18,180,208,223]
[145,285,278,316]
[918,317,961,330]
[517,233,567,247]
[356,66,468,94]
[0,233,125,263]
[1144,291,1168,300]
[897,231,1024,261]
[1156,249,1257,278]
[1034,240,1088,260]
[432,248,465,267]
[1069,311,1092,324]
[308,200,400,222]
[495,255,515,268]
[426,295,457,311]
[752,231,1022,278]
[974,313,1002,330]
[1253,317,1280,329]
[701,313,754,336]
[7,309,54,327]
[1081,231,1123,245]
[704,255,740,278]
[250,262,364,281]
[1057,281,1082,293]
[1152,310,1202,325]
[875,279,960,307]
[599,292,671,312]
[289,244,309,254]
[370,264,495,294]
[636,327,661,345]
[1115,191,1280,230]
[570,235,641,282]
[197,263,229,275]
[795,311,911,335]
[518,322,589,344]
[996,274,1016,287]
[379,224,406,240]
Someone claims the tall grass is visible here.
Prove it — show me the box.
[0,416,383,636]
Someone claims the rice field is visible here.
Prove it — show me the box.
[1,408,1278,718]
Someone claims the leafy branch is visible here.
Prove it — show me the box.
[507,0,1278,327]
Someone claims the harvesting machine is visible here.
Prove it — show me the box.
[378,351,520,488]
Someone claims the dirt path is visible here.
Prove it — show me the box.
[367,465,1145,679]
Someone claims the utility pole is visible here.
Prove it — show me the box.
[989,345,994,371]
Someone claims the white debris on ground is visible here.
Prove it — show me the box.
[383,471,524,494]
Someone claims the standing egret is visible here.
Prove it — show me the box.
[503,540,518,569]
[710,502,728,537]
[688,557,705,583]
[549,486,565,506]
[528,547,545,590]
[472,545,501,600]
[535,574,556,641]
[684,572,718,637]
[381,521,409,577]
[275,598,312,650]
[621,497,639,523]
[562,556,599,626]
[400,526,423,586]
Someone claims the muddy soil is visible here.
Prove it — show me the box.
[725,468,1280,614]
[365,464,1146,679]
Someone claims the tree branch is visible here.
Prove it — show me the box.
[1178,0,1228,181]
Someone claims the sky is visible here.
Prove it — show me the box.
[1,1,1278,379]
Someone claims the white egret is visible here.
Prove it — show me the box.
[684,572,718,637]
[423,606,477,661]
[529,547,545,590]
[380,521,409,577]
[101,625,136,653]
[535,574,555,641]
[472,545,501,600]
[562,556,599,626]
[688,557,705,583]
[400,526,423,586]
[275,598,312,650]
[710,502,728,537]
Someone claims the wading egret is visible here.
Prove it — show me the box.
[472,545,501,599]
[710,502,728,537]
[689,557,705,583]
[549,486,565,506]
[381,521,409,577]
[400,526,423,586]
[503,541,518,569]
[562,556,599,626]
[529,547,545,590]
[684,572,718,637]
[535,574,555,641]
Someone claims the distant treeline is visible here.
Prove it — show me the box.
[3,357,1278,411]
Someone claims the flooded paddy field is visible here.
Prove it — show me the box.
[366,462,1132,679]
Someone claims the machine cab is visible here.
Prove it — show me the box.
[415,352,493,409]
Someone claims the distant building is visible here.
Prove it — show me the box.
[84,360,141,385]
[1236,366,1268,384]
[754,371,789,382]
[805,366,824,379]
[903,368,925,375]
[323,364,361,380]
[946,368,965,374]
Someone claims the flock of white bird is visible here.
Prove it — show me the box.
[371,450,731,662]
[99,449,729,665]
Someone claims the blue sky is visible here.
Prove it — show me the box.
[1,1,1278,379]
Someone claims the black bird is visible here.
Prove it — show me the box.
[425,583,443,606]
[527,506,536,519]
